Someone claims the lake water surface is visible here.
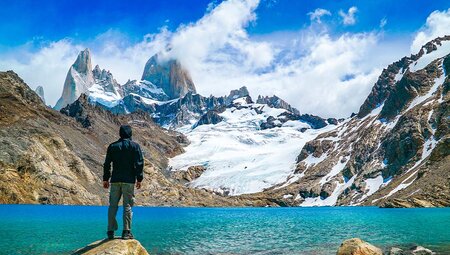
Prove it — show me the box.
[0,205,449,254]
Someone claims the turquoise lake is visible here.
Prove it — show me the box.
[1,205,449,254]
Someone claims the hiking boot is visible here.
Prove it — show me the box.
[122,230,134,240]
[107,231,114,240]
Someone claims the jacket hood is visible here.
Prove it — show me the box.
[119,125,132,139]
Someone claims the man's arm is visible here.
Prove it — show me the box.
[134,144,144,187]
[103,145,112,186]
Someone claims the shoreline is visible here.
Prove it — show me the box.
[1,203,450,209]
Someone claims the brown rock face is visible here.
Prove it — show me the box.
[337,238,383,255]
[73,239,149,255]
[170,165,206,183]
[141,54,196,99]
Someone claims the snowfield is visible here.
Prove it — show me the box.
[169,99,337,196]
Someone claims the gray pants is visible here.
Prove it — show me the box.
[108,182,135,231]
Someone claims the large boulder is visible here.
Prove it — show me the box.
[337,238,383,255]
[73,239,149,255]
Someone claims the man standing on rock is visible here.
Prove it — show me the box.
[103,125,144,240]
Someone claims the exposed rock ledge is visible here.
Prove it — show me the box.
[72,239,149,255]
[337,238,382,255]
[337,238,435,255]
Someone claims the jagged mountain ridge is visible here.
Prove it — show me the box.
[258,36,450,207]
[55,49,331,129]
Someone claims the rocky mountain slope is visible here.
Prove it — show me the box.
[251,36,450,207]
[0,70,276,206]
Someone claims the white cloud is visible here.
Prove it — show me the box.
[308,8,331,24]
[0,40,82,106]
[189,32,380,118]
[411,8,450,53]
[339,6,358,26]
[91,29,168,82]
[380,17,387,29]
[163,0,273,72]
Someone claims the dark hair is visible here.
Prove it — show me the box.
[119,125,132,139]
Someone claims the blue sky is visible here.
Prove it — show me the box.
[1,0,450,117]
[1,0,449,47]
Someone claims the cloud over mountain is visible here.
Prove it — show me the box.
[411,8,450,52]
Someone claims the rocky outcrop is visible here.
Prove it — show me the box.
[259,111,334,130]
[122,80,169,101]
[73,239,149,255]
[193,110,224,128]
[336,238,436,255]
[153,92,227,127]
[34,86,45,104]
[55,48,95,110]
[256,95,300,115]
[389,246,435,255]
[337,238,382,255]
[91,65,122,98]
[227,86,250,103]
[141,54,196,99]
[170,165,206,183]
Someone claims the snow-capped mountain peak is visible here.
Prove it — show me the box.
[141,53,196,99]
[54,49,123,110]
[54,48,95,110]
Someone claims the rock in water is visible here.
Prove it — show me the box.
[389,245,435,255]
[72,239,149,255]
[337,238,383,255]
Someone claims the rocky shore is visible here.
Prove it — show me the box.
[72,237,437,255]
[72,238,149,255]
[337,238,436,255]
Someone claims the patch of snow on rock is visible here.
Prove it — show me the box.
[409,41,450,72]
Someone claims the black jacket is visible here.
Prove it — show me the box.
[103,137,144,184]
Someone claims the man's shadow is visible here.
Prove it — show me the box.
[71,238,121,254]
